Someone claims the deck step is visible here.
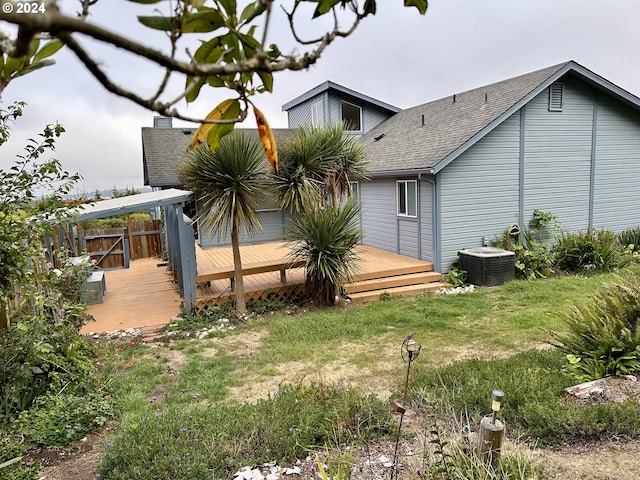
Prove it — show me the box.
[348,282,449,304]
[345,271,442,294]
[351,263,434,282]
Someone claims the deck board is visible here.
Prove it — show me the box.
[81,258,181,334]
[82,243,436,333]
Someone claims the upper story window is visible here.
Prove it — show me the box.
[397,180,417,217]
[548,82,564,111]
[341,101,362,131]
[312,100,325,127]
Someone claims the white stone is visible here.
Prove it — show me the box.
[283,466,301,475]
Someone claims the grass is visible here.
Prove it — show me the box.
[92,265,640,479]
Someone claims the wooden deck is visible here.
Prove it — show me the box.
[81,242,441,333]
[80,257,181,334]
[195,242,440,307]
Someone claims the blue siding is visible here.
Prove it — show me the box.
[420,180,434,262]
[593,96,640,231]
[399,219,419,258]
[360,178,397,253]
[287,92,327,128]
[198,210,288,248]
[523,78,593,231]
[439,113,521,271]
[328,94,394,133]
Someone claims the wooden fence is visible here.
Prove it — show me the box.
[47,220,163,269]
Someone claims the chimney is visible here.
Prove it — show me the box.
[153,116,173,128]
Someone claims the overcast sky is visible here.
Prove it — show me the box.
[2,0,640,194]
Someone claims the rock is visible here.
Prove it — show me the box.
[283,466,300,475]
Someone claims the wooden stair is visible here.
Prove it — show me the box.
[344,263,447,303]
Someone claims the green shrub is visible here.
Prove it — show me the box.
[618,226,640,252]
[442,262,467,287]
[410,349,640,445]
[82,212,151,230]
[0,437,41,480]
[553,229,630,273]
[15,390,114,446]
[546,273,640,382]
[496,210,559,279]
[99,383,393,480]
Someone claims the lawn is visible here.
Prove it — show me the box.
[87,266,640,479]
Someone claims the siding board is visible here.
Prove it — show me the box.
[593,96,640,231]
[523,79,593,231]
[439,113,521,270]
[360,179,398,253]
[420,180,434,262]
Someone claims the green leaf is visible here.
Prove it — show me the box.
[239,1,266,25]
[257,71,273,93]
[2,56,24,78]
[16,59,55,77]
[183,10,225,33]
[363,0,376,14]
[404,0,428,15]
[217,0,237,18]
[206,99,240,150]
[313,0,341,18]
[0,457,23,469]
[33,39,64,63]
[137,15,179,31]
[185,77,206,103]
[205,76,226,88]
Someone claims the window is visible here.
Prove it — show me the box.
[312,100,324,127]
[341,101,362,131]
[549,82,564,111]
[397,180,417,217]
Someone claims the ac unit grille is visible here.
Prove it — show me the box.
[459,247,515,287]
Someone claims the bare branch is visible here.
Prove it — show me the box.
[60,32,247,124]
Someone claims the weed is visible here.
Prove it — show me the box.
[618,226,640,252]
[553,229,631,273]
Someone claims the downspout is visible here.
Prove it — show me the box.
[589,92,599,229]
[424,174,439,272]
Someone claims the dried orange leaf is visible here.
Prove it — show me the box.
[187,98,238,151]
[253,105,278,174]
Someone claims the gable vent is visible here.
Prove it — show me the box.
[549,82,564,111]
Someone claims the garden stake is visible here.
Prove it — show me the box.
[390,333,421,480]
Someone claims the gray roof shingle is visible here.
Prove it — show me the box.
[142,128,294,188]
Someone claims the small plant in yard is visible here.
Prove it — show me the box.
[496,210,559,279]
[442,261,467,288]
[553,228,631,273]
[98,383,393,479]
[546,273,640,382]
[618,226,640,252]
[315,446,353,480]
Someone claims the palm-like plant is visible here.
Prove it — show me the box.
[274,123,366,212]
[288,196,362,305]
[178,132,268,313]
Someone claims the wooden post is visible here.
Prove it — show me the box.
[126,212,135,260]
[478,415,504,465]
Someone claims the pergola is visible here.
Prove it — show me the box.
[64,189,197,313]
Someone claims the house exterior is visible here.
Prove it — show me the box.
[282,80,400,134]
[286,61,640,272]
[141,120,293,247]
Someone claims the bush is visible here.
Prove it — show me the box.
[99,383,393,480]
[82,212,151,230]
[0,437,40,480]
[546,273,640,382]
[496,210,558,279]
[618,226,640,252]
[553,229,630,273]
[15,390,114,446]
[409,349,640,445]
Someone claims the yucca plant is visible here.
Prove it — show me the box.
[546,273,640,381]
[288,197,362,306]
[178,132,269,313]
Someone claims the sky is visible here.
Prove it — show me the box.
[2,0,640,194]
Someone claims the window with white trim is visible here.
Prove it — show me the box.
[549,82,564,111]
[312,100,324,127]
[341,101,362,131]
[397,180,417,217]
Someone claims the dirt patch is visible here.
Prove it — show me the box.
[26,423,114,480]
[220,328,269,358]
